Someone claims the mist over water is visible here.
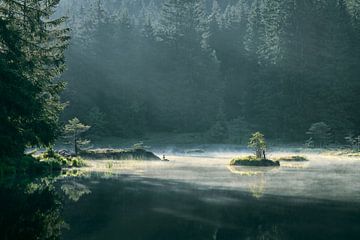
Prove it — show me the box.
[80,151,360,202]
[60,152,360,240]
[2,0,360,239]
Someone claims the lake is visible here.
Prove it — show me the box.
[1,152,360,239]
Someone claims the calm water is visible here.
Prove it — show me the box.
[1,153,360,240]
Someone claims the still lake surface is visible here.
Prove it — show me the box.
[1,152,360,239]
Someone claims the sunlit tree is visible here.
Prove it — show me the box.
[248,132,267,159]
[64,118,91,156]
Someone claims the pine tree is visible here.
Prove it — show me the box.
[64,118,91,156]
[0,0,69,158]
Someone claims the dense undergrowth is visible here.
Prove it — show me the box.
[0,149,85,177]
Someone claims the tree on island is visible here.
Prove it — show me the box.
[64,118,91,156]
[248,132,267,159]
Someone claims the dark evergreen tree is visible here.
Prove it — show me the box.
[0,0,69,157]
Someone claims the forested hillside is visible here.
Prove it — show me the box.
[58,0,360,143]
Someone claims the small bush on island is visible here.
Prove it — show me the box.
[277,156,308,162]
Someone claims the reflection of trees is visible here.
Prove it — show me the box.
[249,175,266,199]
[61,181,91,202]
[0,178,66,240]
[256,225,284,240]
[227,166,278,199]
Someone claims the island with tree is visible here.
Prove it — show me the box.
[230,132,280,167]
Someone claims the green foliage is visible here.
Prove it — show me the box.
[64,118,91,156]
[0,149,85,177]
[70,157,86,167]
[345,133,360,151]
[248,132,267,158]
[0,155,61,177]
[38,148,86,168]
[230,155,261,164]
[306,122,332,147]
[0,0,69,158]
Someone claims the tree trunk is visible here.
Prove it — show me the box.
[256,150,262,159]
[74,134,78,156]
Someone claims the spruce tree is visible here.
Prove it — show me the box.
[0,0,69,158]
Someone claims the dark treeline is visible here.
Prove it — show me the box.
[59,0,360,143]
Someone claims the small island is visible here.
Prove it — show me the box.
[80,148,161,160]
[230,156,280,167]
[277,156,308,162]
[230,132,280,167]
[61,119,161,161]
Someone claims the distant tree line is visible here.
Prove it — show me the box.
[59,0,360,143]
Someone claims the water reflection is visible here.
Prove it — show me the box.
[0,176,65,240]
[1,161,360,240]
[249,175,266,199]
[61,173,360,240]
[227,165,278,199]
[227,165,279,176]
[0,171,91,240]
[61,181,91,202]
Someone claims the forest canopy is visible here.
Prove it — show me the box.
[57,0,360,143]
